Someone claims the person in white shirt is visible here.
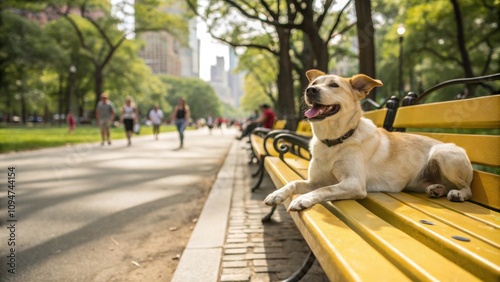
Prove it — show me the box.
[148,104,164,140]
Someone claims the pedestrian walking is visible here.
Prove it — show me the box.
[170,98,190,148]
[95,92,116,146]
[207,114,214,135]
[66,111,76,134]
[120,96,139,146]
[149,104,164,140]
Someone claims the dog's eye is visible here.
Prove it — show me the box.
[329,83,339,88]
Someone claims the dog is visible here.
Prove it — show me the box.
[264,70,473,212]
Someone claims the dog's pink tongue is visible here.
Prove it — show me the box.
[305,105,325,119]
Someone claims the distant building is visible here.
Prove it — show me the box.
[138,31,181,75]
[137,2,197,77]
[179,18,200,78]
[210,56,232,105]
[228,48,244,107]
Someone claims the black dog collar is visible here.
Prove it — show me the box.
[321,128,356,147]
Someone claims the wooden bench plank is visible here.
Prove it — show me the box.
[363,108,388,127]
[412,132,500,167]
[393,95,500,129]
[274,119,287,129]
[411,193,500,229]
[470,170,500,210]
[359,193,500,282]
[264,157,411,281]
[295,120,313,137]
[324,200,480,281]
[385,193,500,249]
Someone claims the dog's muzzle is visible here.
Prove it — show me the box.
[305,87,320,103]
[304,87,340,120]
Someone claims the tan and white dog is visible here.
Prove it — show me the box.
[264,70,473,212]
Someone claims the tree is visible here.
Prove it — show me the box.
[236,48,277,113]
[0,7,65,123]
[46,0,190,111]
[188,0,355,129]
[160,75,222,121]
[354,0,376,103]
[377,0,499,101]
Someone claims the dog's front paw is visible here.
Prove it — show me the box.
[264,190,288,206]
[425,184,446,198]
[447,189,471,202]
[288,195,315,212]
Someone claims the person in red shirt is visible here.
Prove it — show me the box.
[66,111,76,134]
[236,104,277,140]
[259,104,276,129]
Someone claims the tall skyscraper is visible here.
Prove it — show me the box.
[136,2,195,76]
[228,48,244,107]
[138,31,182,75]
[179,18,200,78]
[210,56,232,105]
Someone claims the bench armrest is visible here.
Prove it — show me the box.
[251,127,273,138]
[272,132,311,161]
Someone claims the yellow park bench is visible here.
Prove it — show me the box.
[248,120,311,192]
[262,94,500,281]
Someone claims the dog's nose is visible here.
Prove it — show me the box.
[306,87,319,99]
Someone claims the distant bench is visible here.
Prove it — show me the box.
[262,92,500,281]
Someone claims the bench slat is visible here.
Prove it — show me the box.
[411,193,500,229]
[274,119,287,129]
[393,95,500,129]
[470,170,500,210]
[324,200,480,281]
[360,193,500,282]
[295,121,313,137]
[363,108,388,127]
[264,157,411,281]
[411,132,500,167]
[385,193,500,249]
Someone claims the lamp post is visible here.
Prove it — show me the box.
[397,24,406,98]
[69,65,77,114]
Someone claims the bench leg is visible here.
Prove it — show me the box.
[261,206,277,223]
[281,251,316,282]
[251,166,265,192]
[251,161,263,177]
[248,151,256,164]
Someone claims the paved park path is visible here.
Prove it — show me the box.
[0,127,236,281]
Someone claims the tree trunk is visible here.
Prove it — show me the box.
[276,28,297,130]
[20,91,26,125]
[94,65,104,111]
[450,0,475,97]
[298,36,314,119]
[58,74,63,126]
[354,0,377,104]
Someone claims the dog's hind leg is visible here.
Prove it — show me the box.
[424,143,473,202]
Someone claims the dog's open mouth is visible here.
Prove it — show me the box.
[305,103,340,120]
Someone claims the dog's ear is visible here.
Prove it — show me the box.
[350,74,383,97]
[306,69,326,82]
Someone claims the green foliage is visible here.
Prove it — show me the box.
[159,75,222,120]
[237,48,277,112]
[376,0,499,101]
[0,125,179,153]
[0,0,192,123]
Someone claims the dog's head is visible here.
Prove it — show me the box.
[304,70,383,121]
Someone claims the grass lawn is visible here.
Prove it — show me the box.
[0,124,181,154]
